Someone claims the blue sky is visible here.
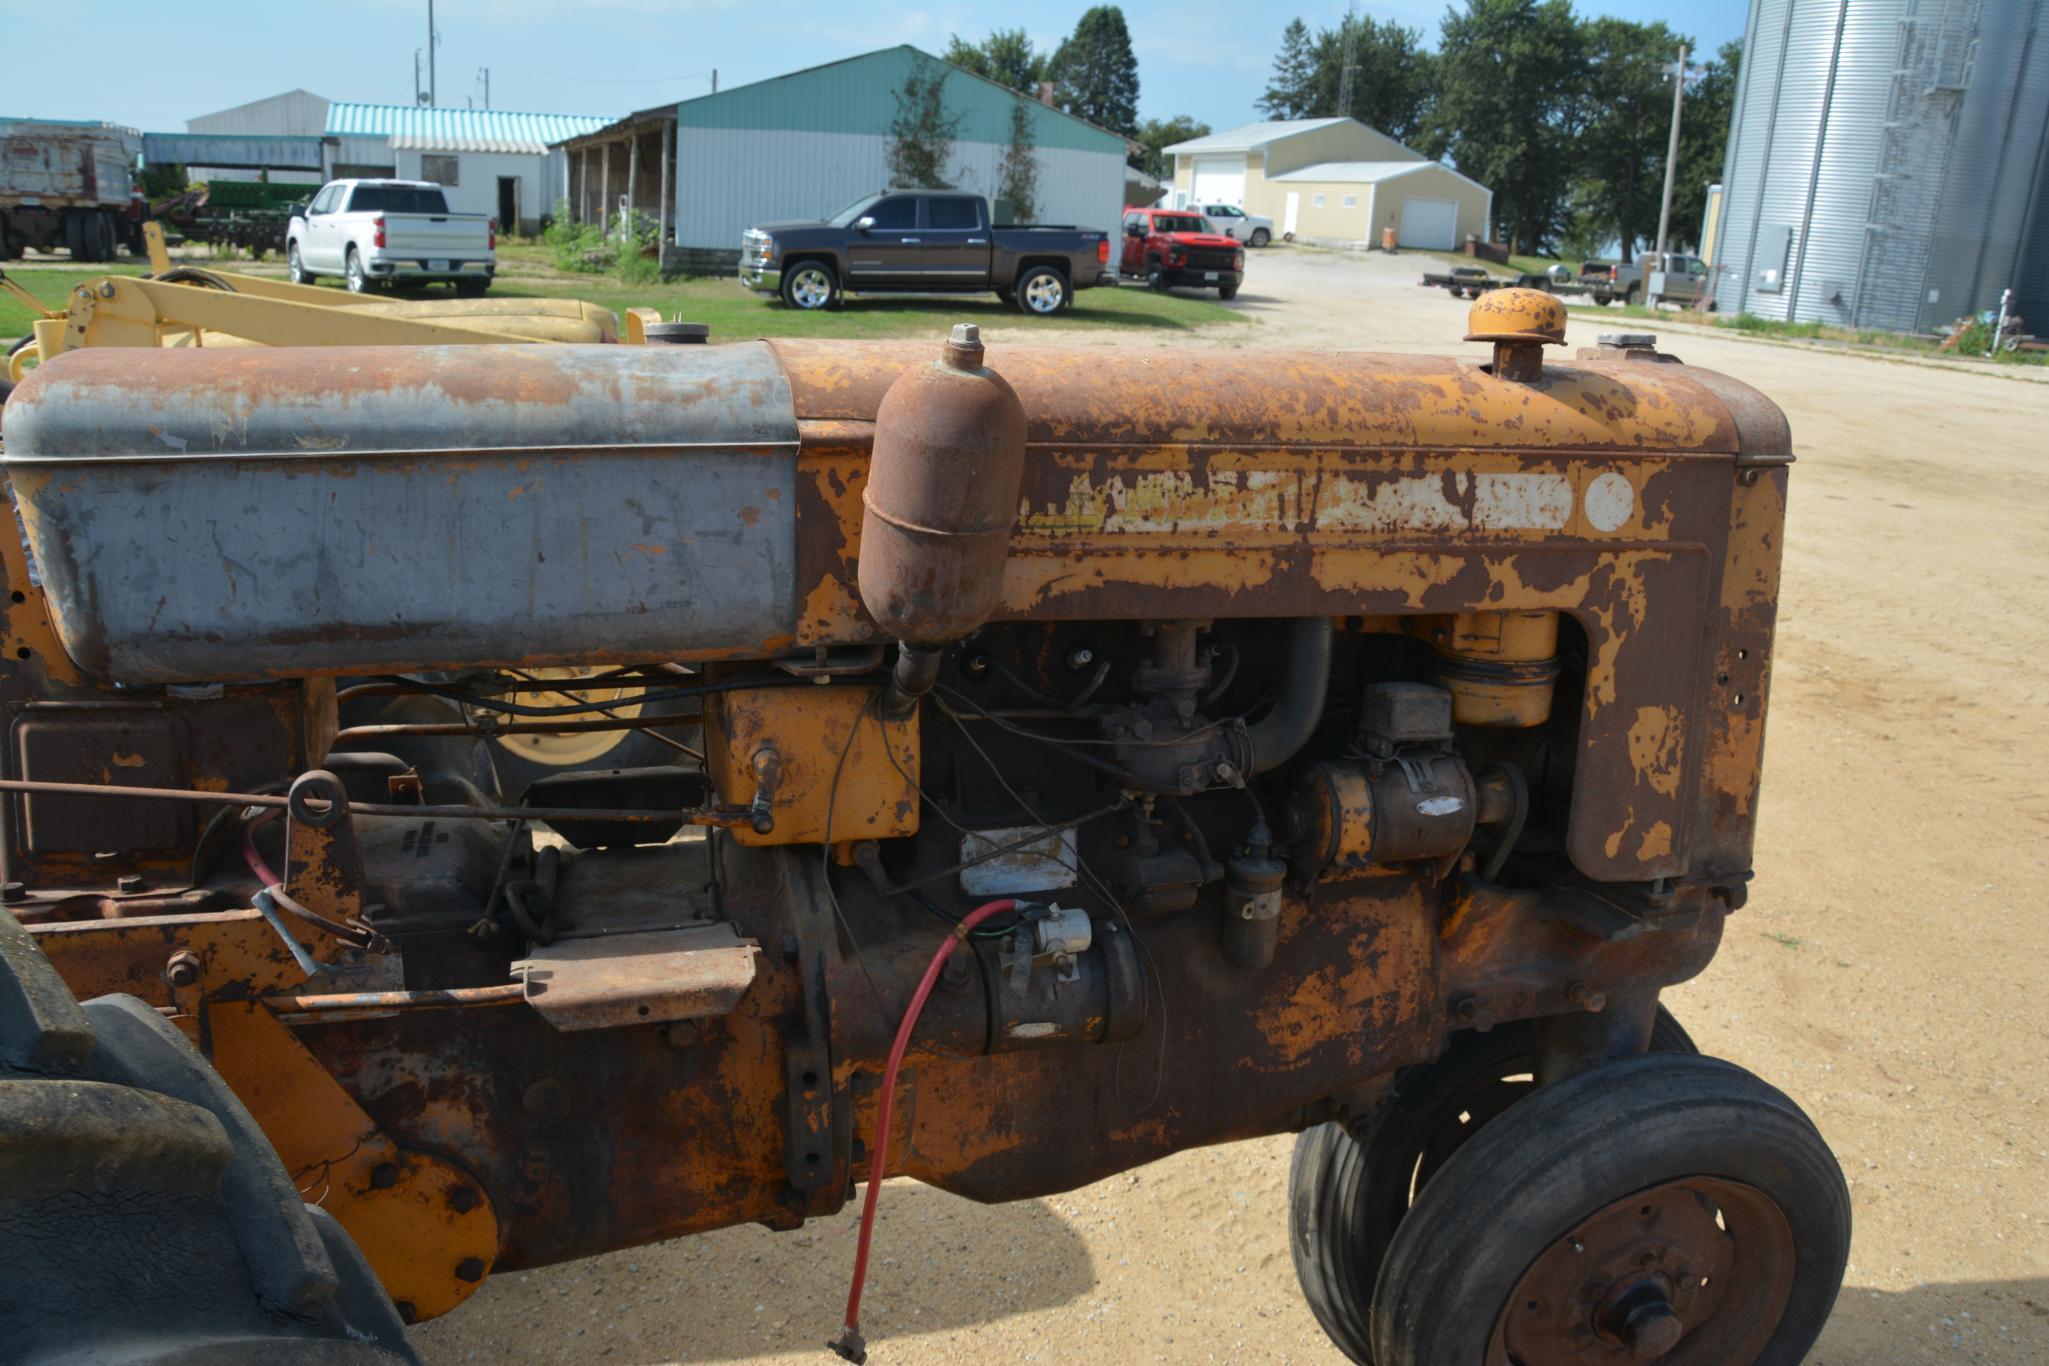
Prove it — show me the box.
[2,0,1750,136]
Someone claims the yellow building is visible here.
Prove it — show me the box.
[1165,118,1492,250]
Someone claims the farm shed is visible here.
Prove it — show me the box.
[1164,118,1492,249]
[324,103,609,235]
[556,47,1128,272]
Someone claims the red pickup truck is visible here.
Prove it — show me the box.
[1121,208,1244,299]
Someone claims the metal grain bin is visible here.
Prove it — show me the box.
[1713,0,2049,333]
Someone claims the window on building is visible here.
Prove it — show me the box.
[1342,195,1357,208]
[867,197,917,229]
[1312,194,1326,208]
[421,154,459,187]
[927,197,980,230]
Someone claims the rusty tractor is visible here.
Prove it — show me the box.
[0,289,1847,1364]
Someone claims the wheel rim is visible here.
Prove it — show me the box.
[1489,1177,1795,1364]
[290,248,302,279]
[1023,273,1063,313]
[348,258,362,289]
[789,268,831,308]
[487,668,646,769]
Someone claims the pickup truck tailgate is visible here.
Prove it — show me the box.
[382,214,488,256]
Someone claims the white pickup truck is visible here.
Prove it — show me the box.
[286,179,494,294]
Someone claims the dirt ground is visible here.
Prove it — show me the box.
[414,248,2049,1365]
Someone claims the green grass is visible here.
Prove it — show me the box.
[3,262,1244,347]
[1,264,149,338]
[1562,296,2049,366]
[1763,931,1804,950]
[1726,313,1828,339]
[1414,247,1565,278]
[494,274,1246,339]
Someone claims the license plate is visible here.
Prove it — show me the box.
[1204,271,1219,281]
[429,259,450,272]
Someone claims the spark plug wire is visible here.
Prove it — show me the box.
[829,897,1019,1363]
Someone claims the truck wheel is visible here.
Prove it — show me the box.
[995,288,1016,306]
[780,261,839,310]
[346,247,372,294]
[0,910,417,1363]
[93,212,117,261]
[1624,283,1642,307]
[1145,258,1169,292]
[1593,293,1612,306]
[456,278,489,297]
[63,211,94,263]
[1015,265,1071,315]
[288,242,315,286]
[1368,1052,1848,1366]
[1290,1007,1696,1364]
[1218,283,1240,301]
[1250,228,1271,247]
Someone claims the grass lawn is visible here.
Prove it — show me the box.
[1,264,150,338]
[1412,247,1565,278]
[1561,296,2048,367]
[3,261,1245,346]
[491,273,1246,339]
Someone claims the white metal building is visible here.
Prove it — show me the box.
[324,104,610,235]
[187,90,332,139]
[639,47,1128,257]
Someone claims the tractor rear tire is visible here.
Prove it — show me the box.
[1288,1006,1696,1364]
[0,909,416,1364]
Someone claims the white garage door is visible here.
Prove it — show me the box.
[1399,197,1460,249]
[1191,156,1245,205]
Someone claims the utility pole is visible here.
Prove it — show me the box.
[414,50,425,105]
[1653,43,1688,258]
[711,68,718,94]
[1335,1,1359,118]
[478,67,490,110]
[427,0,437,106]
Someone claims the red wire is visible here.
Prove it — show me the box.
[834,898,1018,1360]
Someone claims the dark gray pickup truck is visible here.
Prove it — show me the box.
[740,190,1113,315]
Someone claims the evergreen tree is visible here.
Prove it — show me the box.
[1048,6,1140,138]
[886,57,962,190]
[1260,20,1317,119]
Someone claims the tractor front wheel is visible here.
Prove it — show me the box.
[1370,1052,1849,1366]
[1289,1007,1697,1363]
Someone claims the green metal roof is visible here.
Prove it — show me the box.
[672,47,1124,156]
[325,103,610,154]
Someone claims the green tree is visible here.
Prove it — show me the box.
[1427,0,1583,254]
[944,29,1044,94]
[1048,5,1141,138]
[1260,19,1318,120]
[1573,18,1690,261]
[1307,15,1435,144]
[1131,114,1210,179]
[997,100,1041,223]
[1667,38,1743,251]
[887,57,962,190]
